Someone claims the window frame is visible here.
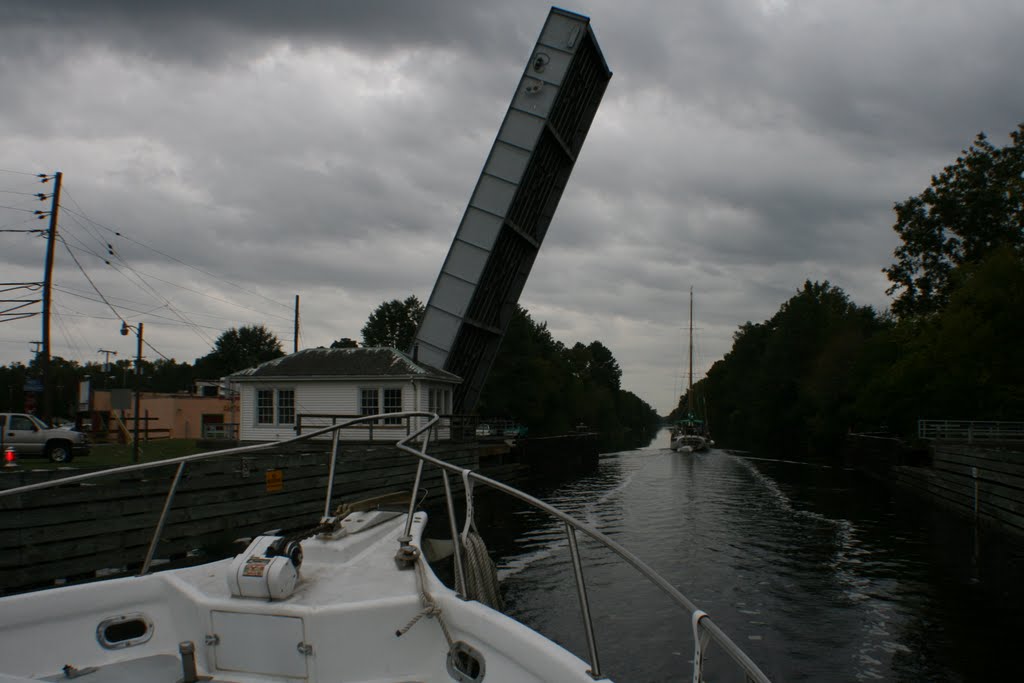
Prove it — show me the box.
[359,386,404,426]
[254,387,295,427]
[276,389,295,425]
[382,388,403,425]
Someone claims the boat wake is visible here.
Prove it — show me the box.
[497,455,651,579]
[732,455,903,682]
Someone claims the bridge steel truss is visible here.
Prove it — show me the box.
[414,8,612,414]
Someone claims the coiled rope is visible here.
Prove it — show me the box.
[394,471,503,645]
[455,470,503,610]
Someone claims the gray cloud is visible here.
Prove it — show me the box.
[1,0,1021,413]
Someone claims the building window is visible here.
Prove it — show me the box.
[277,390,294,424]
[383,388,402,424]
[360,388,379,419]
[256,388,294,426]
[256,389,274,424]
[428,387,451,415]
[360,387,403,425]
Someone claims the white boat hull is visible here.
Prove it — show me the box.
[671,435,709,453]
[0,511,607,682]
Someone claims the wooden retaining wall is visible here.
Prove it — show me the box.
[0,441,507,595]
[889,444,1024,538]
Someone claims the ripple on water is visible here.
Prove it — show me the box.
[482,436,1023,682]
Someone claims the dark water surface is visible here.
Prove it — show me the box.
[475,429,1024,682]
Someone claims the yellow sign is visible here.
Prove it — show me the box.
[265,469,283,493]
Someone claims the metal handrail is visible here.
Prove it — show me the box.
[391,420,772,683]
[918,419,1024,442]
[1,410,771,683]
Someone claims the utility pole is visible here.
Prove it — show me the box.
[40,171,62,423]
[134,323,142,464]
[293,294,300,354]
[98,349,118,373]
[120,322,143,463]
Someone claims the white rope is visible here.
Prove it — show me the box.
[460,468,475,539]
[455,469,503,610]
[395,549,454,647]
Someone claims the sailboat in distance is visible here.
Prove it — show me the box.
[671,288,712,453]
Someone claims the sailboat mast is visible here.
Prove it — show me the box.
[687,287,694,416]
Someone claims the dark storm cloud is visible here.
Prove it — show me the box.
[2,0,1023,412]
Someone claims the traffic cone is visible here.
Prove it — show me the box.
[3,446,16,468]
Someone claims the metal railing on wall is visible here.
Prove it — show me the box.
[201,423,238,440]
[918,419,1024,442]
[293,413,484,443]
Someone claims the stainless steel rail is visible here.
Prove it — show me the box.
[918,419,1024,442]
[1,411,771,683]
[392,419,773,683]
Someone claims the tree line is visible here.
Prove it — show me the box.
[2,295,660,442]
[672,123,1024,457]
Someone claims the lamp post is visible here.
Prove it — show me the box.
[121,321,143,463]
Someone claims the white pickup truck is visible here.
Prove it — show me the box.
[0,413,91,463]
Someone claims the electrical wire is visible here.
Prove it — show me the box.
[59,221,291,322]
[60,192,293,311]
[57,233,126,324]
[52,302,88,365]
[56,225,218,347]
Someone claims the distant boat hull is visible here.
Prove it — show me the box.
[672,434,709,453]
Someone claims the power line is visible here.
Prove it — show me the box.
[58,233,124,323]
[54,237,292,352]
[54,284,277,327]
[52,302,88,365]
[58,219,292,322]
[59,209,290,349]
[55,230,218,348]
[54,289,242,331]
[60,194,293,311]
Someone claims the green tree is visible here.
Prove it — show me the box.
[884,124,1024,318]
[702,281,884,455]
[875,247,1024,425]
[147,358,195,393]
[567,341,622,391]
[361,296,424,350]
[195,324,284,378]
[478,306,659,440]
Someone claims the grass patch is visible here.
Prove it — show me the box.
[19,439,227,469]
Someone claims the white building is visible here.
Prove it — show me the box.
[229,347,461,442]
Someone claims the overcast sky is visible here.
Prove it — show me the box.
[1,0,1021,415]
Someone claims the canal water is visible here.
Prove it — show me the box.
[474,428,1024,682]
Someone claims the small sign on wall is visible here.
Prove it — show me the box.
[265,469,283,493]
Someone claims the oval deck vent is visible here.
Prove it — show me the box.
[446,640,485,682]
[96,613,154,649]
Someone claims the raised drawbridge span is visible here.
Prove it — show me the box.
[414,8,611,413]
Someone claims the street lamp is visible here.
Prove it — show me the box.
[121,321,143,463]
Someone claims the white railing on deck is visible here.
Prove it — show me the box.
[1,411,771,683]
[918,419,1024,442]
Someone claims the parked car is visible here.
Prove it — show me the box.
[0,413,90,463]
[503,425,528,438]
[475,423,493,437]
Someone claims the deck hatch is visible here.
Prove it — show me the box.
[210,611,307,678]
